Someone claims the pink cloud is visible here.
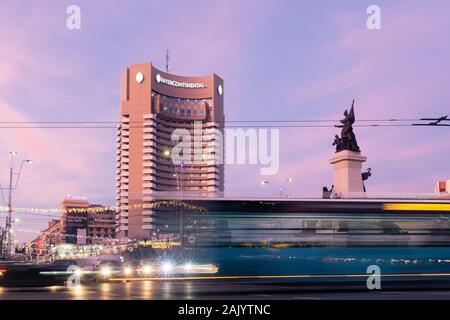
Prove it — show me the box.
[0,98,114,207]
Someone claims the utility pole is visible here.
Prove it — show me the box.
[4,163,14,258]
[0,226,4,258]
[0,152,32,260]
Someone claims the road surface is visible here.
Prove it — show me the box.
[1,279,450,300]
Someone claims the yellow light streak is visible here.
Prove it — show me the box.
[383,203,450,211]
[110,273,450,282]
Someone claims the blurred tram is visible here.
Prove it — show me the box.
[150,198,450,284]
[154,198,450,248]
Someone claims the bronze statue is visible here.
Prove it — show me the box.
[362,168,372,192]
[334,99,360,153]
[362,168,372,181]
[332,135,344,152]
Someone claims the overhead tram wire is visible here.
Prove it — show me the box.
[0,117,447,128]
[0,125,442,128]
[0,118,422,123]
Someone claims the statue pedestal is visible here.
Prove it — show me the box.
[329,150,367,198]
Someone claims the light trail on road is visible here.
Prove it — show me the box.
[109,272,450,282]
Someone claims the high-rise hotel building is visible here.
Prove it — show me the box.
[116,63,224,242]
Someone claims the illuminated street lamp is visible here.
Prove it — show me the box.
[163,149,170,157]
[163,148,180,190]
[261,180,275,197]
[261,178,294,198]
[282,177,293,198]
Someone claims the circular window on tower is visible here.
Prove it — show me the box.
[136,72,144,83]
[217,84,223,96]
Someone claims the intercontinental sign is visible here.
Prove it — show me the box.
[155,73,207,89]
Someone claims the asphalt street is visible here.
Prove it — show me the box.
[1,280,450,300]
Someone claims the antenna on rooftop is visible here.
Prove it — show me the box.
[165,49,170,73]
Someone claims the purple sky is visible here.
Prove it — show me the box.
[1,0,450,240]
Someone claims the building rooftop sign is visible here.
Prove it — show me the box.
[64,195,88,201]
[155,73,207,89]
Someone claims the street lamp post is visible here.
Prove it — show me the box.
[162,149,184,255]
[282,177,293,198]
[162,149,182,241]
[261,178,293,198]
[0,152,32,259]
[261,180,275,197]
[163,148,181,192]
[180,161,184,253]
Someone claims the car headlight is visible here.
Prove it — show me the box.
[142,265,152,275]
[123,267,133,276]
[184,263,193,273]
[161,262,173,274]
[100,266,112,278]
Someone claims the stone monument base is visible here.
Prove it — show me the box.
[329,150,367,199]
